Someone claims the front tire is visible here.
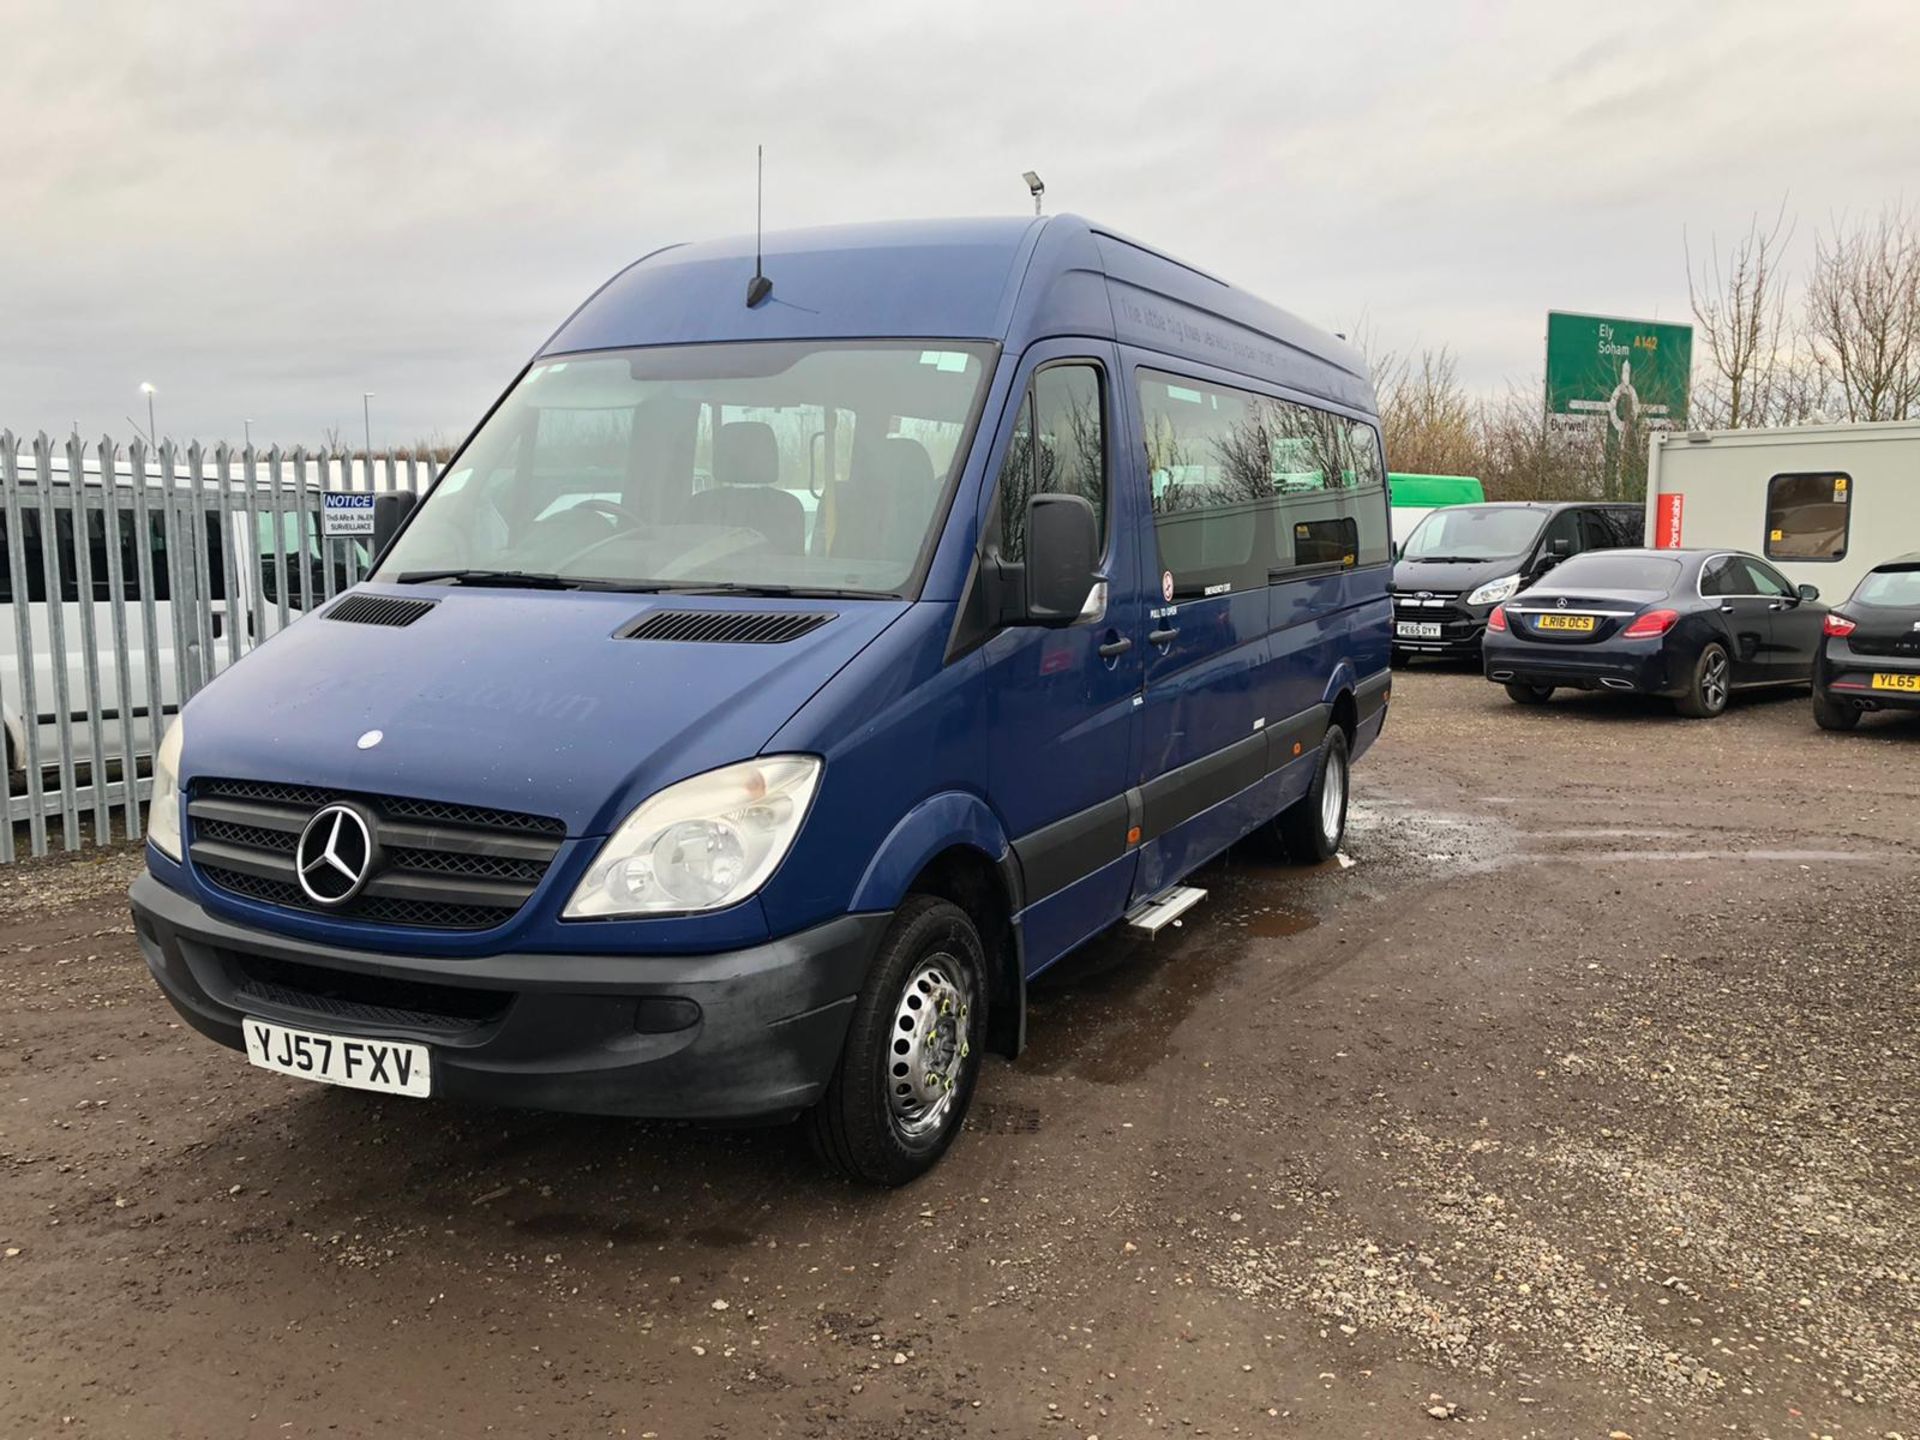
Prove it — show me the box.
[1275,725,1350,865]
[1675,642,1731,719]
[1813,690,1860,731]
[806,896,986,1186]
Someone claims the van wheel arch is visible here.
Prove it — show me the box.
[901,845,1023,1061]
[1329,688,1358,745]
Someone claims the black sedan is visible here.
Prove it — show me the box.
[1482,548,1826,718]
[1812,553,1920,731]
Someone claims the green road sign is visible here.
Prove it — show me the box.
[1545,311,1692,431]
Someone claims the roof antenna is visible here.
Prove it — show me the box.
[746,145,773,308]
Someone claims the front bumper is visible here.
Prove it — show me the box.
[1391,596,1492,657]
[1483,638,1677,695]
[131,872,885,1121]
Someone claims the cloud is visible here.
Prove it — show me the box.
[1,0,1914,445]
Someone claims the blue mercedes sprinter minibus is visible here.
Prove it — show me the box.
[131,216,1391,1184]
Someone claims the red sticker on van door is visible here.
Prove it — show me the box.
[1654,493,1684,548]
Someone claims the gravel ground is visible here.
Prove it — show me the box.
[2,668,1916,1438]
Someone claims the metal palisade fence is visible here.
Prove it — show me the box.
[0,431,437,863]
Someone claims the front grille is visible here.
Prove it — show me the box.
[1391,589,1479,645]
[189,778,566,931]
[229,953,510,1034]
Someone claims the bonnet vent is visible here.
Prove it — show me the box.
[618,610,835,645]
[323,594,438,628]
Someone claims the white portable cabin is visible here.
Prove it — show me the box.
[1644,419,1920,600]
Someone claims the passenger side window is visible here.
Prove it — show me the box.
[1540,510,1583,560]
[1137,368,1386,597]
[994,363,1105,564]
[1698,557,1735,598]
[1766,473,1848,562]
[1739,557,1794,597]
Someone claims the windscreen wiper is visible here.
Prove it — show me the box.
[667,581,889,600]
[394,569,579,590]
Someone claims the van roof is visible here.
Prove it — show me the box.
[540,214,1375,414]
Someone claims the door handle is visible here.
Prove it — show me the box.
[1097,635,1133,660]
[1768,600,1786,611]
[1148,627,1180,647]
[1720,604,1736,614]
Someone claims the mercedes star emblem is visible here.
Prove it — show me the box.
[295,803,376,906]
[1556,596,1569,609]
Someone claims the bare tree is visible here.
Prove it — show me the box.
[1804,204,1920,422]
[1379,348,1478,476]
[1686,203,1793,428]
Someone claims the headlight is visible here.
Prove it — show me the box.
[147,718,185,862]
[564,756,821,918]
[1467,574,1521,607]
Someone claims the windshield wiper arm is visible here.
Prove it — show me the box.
[394,569,579,590]
[667,581,889,599]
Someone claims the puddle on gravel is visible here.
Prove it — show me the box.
[1022,927,1239,1086]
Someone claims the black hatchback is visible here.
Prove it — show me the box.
[1812,554,1920,731]
[1482,549,1826,718]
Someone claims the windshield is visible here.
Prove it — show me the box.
[376,340,997,595]
[1855,566,1920,608]
[1401,506,1544,562]
[1544,554,1680,591]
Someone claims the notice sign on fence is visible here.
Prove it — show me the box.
[322,492,376,537]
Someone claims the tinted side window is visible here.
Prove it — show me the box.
[1610,507,1647,547]
[1698,557,1737,597]
[994,363,1105,564]
[1766,472,1849,561]
[1576,510,1615,551]
[1138,368,1385,596]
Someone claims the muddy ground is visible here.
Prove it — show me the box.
[2,670,1917,1439]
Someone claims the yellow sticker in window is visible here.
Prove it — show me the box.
[1770,528,1784,541]
[1834,476,1849,500]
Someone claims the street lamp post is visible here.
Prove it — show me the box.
[139,382,156,446]
[244,418,253,450]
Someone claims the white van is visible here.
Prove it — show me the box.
[2,460,368,785]
[1644,420,1920,598]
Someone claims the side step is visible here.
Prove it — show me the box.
[1125,885,1207,937]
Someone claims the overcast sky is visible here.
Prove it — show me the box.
[4,0,1916,449]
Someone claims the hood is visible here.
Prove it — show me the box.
[176,586,908,836]
[1392,555,1523,598]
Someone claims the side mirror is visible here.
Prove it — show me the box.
[1390,541,1403,562]
[1023,493,1100,626]
[1797,583,1820,603]
[370,491,419,561]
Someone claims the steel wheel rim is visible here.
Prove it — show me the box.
[1320,745,1347,841]
[886,955,973,1140]
[1703,651,1729,711]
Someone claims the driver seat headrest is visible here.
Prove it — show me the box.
[715,421,779,487]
